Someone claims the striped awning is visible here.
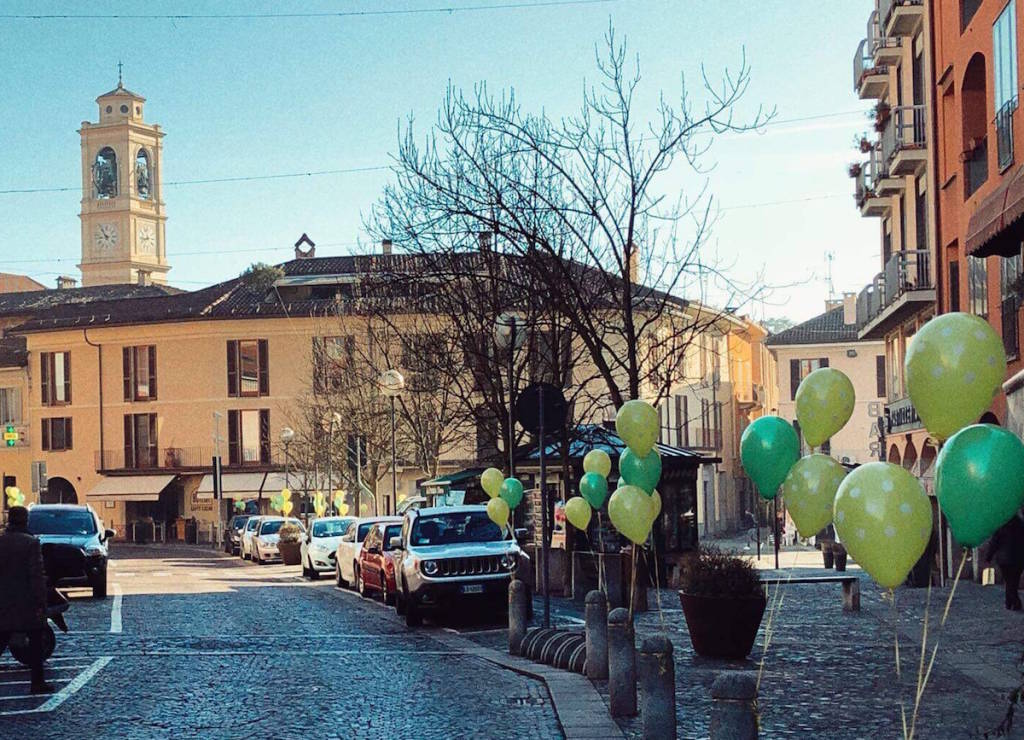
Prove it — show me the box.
[85,474,175,502]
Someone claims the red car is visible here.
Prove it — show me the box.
[356,521,404,605]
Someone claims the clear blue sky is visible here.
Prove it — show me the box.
[0,0,876,322]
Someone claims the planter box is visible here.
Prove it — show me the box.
[679,591,766,659]
[279,541,302,566]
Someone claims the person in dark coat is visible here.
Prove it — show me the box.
[985,511,1024,611]
[0,506,52,692]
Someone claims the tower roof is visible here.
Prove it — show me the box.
[96,81,145,103]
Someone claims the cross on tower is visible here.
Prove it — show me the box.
[117,60,123,85]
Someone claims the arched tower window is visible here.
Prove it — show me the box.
[135,148,151,200]
[93,147,118,199]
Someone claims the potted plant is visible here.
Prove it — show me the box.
[832,542,848,572]
[847,162,862,178]
[858,136,873,154]
[678,548,766,659]
[277,521,303,566]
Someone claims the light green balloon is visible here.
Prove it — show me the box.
[905,312,1007,441]
[740,415,800,500]
[583,449,612,478]
[795,368,855,448]
[608,485,652,545]
[834,462,932,589]
[564,496,592,531]
[480,467,504,499]
[616,400,660,457]
[781,454,847,538]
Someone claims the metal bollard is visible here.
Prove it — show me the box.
[607,607,637,717]
[639,635,676,740]
[710,672,759,740]
[509,579,529,655]
[585,590,609,680]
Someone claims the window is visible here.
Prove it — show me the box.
[915,179,928,252]
[40,352,71,406]
[123,346,157,401]
[313,336,354,394]
[994,1,1018,168]
[529,330,573,388]
[227,340,269,397]
[41,417,72,451]
[135,149,151,200]
[227,409,270,465]
[876,355,887,399]
[0,388,21,424]
[1001,249,1023,359]
[402,333,444,391]
[92,147,118,199]
[962,0,982,30]
[788,357,828,400]
[674,395,688,447]
[949,259,961,311]
[968,255,989,318]
[123,413,157,468]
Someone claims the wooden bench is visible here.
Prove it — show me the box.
[759,575,860,612]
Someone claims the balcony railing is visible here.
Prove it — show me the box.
[996,98,1017,171]
[856,274,886,326]
[965,137,989,197]
[856,250,934,326]
[96,446,282,472]
[867,10,900,58]
[854,150,887,207]
[853,38,886,92]
[1003,295,1020,361]
[880,105,926,163]
[879,0,924,35]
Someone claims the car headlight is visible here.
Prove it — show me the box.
[500,553,514,570]
[83,546,104,557]
[422,560,439,576]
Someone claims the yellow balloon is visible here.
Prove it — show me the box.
[338,502,350,516]
[905,312,1007,440]
[582,450,612,478]
[281,487,292,500]
[608,485,653,544]
[564,497,592,530]
[648,490,662,522]
[332,490,345,507]
[486,497,510,528]
[481,467,504,499]
[281,500,294,517]
[795,368,855,448]
[782,454,847,538]
[616,400,660,457]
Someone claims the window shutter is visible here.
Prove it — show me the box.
[227,410,240,465]
[41,353,50,406]
[63,353,71,405]
[11,388,20,424]
[65,417,72,450]
[789,359,800,400]
[124,414,133,468]
[258,340,270,396]
[259,409,271,463]
[149,414,158,466]
[149,346,158,400]
[123,347,132,401]
[819,357,829,368]
[226,341,238,397]
[876,355,886,398]
[41,419,49,451]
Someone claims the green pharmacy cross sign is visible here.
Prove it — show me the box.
[4,425,18,447]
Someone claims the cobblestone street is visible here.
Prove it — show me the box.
[0,545,562,740]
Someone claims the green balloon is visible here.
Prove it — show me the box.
[905,312,1007,440]
[616,400,660,457]
[782,454,847,538]
[935,424,1024,547]
[834,462,932,589]
[795,368,855,448]
[619,448,662,494]
[500,477,524,509]
[740,416,800,499]
[579,472,609,509]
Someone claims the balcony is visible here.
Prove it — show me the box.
[879,0,924,38]
[95,446,282,473]
[868,10,902,65]
[853,152,891,217]
[857,250,936,339]
[854,39,889,100]
[881,105,927,176]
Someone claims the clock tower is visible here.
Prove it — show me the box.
[78,75,169,286]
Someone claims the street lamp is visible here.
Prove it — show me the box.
[379,369,405,516]
[494,312,524,477]
[280,426,295,518]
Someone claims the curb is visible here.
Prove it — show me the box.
[431,631,625,740]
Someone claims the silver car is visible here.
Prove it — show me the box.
[251,517,304,564]
[300,516,356,579]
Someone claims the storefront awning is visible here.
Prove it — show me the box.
[197,472,267,500]
[85,474,175,502]
[966,163,1024,258]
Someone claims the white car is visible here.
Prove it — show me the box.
[301,516,356,579]
[240,516,263,560]
[335,517,401,588]
[251,517,305,565]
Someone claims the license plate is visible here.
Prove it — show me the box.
[460,584,484,594]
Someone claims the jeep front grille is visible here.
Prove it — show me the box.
[436,555,509,577]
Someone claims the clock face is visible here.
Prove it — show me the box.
[94,223,119,251]
[137,223,156,255]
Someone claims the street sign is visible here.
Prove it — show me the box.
[514,382,568,435]
[3,425,17,447]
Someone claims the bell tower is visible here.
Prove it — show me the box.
[78,71,169,287]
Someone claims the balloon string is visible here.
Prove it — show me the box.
[890,588,908,739]
[596,511,607,596]
[649,543,667,636]
[908,549,967,740]
[628,543,638,623]
[755,572,788,694]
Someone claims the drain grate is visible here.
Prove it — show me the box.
[506,696,546,706]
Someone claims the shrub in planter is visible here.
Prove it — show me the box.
[848,162,862,178]
[678,548,766,659]
[278,521,303,565]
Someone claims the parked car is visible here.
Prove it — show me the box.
[300,516,356,579]
[335,517,402,588]
[224,514,256,555]
[240,516,263,560]
[355,521,404,604]
[392,505,525,627]
[26,504,115,599]
[251,517,305,564]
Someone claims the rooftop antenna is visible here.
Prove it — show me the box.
[825,251,836,300]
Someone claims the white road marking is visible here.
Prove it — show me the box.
[0,678,72,686]
[33,657,114,713]
[110,582,123,633]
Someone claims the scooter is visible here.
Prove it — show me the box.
[0,543,76,666]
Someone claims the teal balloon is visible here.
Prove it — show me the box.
[500,477,525,509]
[579,472,609,509]
[935,424,1024,547]
[619,448,662,494]
[740,416,800,500]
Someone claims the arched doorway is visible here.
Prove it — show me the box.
[920,441,937,477]
[980,411,1000,425]
[888,444,902,465]
[903,439,918,472]
[41,477,77,504]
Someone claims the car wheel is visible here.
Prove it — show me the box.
[405,601,423,627]
[335,563,346,588]
[242,545,250,561]
[395,587,407,615]
[356,566,368,598]
[382,580,395,607]
[92,569,108,599]
[308,556,320,581]
[253,545,262,565]
[301,558,310,578]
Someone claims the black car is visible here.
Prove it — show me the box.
[27,505,115,599]
[224,514,256,555]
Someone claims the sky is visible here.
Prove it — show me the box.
[0,0,878,323]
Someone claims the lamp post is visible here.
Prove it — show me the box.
[494,313,524,478]
[280,426,295,519]
[379,369,405,516]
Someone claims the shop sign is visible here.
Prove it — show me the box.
[885,397,922,435]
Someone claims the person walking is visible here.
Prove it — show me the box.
[985,511,1024,612]
[0,506,52,693]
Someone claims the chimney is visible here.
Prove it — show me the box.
[55,275,77,290]
[842,292,857,325]
[381,239,393,256]
[136,270,152,287]
[294,233,316,259]
[478,230,493,252]
[825,298,843,313]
